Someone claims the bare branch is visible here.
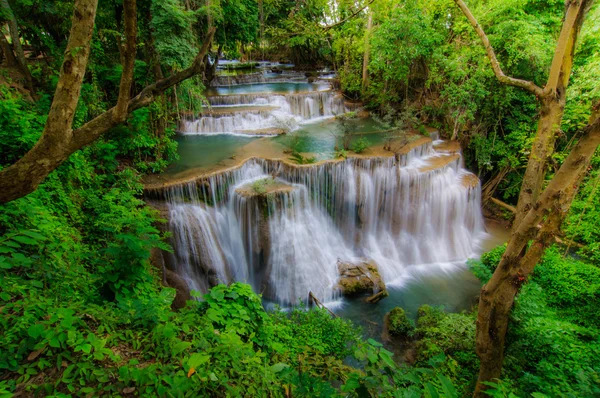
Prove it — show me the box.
[453,0,544,97]
[323,0,375,31]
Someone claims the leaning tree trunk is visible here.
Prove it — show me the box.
[453,0,594,395]
[474,104,600,396]
[0,0,215,204]
[361,11,372,91]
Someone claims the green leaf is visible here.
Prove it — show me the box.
[28,324,45,339]
[269,363,289,373]
[437,374,457,397]
[172,341,192,356]
[424,382,440,398]
[80,344,92,354]
[210,289,225,301]
[188,353,210,369]
[12,236,37,245]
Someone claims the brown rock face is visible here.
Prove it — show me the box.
[336,259,387,302]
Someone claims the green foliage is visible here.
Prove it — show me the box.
[150,0,199,70]
[507,282,600,397]
[467,245,600,396]
[249,178,278,195]
[387,307,414,338]
[468,244,506,283]
[351,136,370,154]
[530,246,600,328]
[290,152,317,165]
[0,88,46,165]
[334,148,348,159]
[415,305,479,394]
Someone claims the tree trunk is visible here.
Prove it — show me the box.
[0,7,214,205]
[512,95,564,227]
[452,1,595,395]
[473,103,600,396]
[0,28,16,66]
[1,0,34,91]
[512,0,588,227]
[361,12,372,91]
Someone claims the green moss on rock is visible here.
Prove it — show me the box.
[388,307,415,337]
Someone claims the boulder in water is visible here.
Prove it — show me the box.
[336,259,387,301]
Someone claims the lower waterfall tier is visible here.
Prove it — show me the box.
[159,145,486,305]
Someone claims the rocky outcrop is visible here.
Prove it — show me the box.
[336,259,387,302]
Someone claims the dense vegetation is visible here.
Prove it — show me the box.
[0,0,599,396]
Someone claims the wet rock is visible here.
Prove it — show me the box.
[307,76,318,83]
[336,259,387,302]
[164,268,192,310]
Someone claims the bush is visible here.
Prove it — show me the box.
[351,136,370,153]
[468,244,506,283]
[415,305,479,394]
[387,307,414,337]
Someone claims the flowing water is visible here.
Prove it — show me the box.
[150,72,509,332]
[181,82,346,135]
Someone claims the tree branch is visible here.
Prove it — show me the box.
[70,27,216,150]
[453,0,544,97]
[545,0,587,93]
[323,0,375,31]
[0,21,216,204]
[115,0,137,121]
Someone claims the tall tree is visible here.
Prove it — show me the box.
[453,0,597,395]
[0,0,215,204]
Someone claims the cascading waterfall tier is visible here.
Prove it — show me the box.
[150,139,487,305]
[210,71,307,86]
[180,91,346,135]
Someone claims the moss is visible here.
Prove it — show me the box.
[388,307,414,337]
[416,304,444,329]
[338,277,372,296]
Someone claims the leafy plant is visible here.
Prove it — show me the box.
[351,136,370,153]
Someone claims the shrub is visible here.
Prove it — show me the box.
[387,307,414,337]
[351,136,370,153]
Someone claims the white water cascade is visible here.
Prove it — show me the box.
[180,92,346,135]
[153,141,487,305]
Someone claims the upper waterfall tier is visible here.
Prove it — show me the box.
[150,138,486,305]
[180,91,347,135]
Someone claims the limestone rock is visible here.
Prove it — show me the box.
[164,269,192,310]
[336,259,387,302]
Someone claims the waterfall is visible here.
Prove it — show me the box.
[180,92,346,135]
[157,141,487,305]
[211,71,307,86]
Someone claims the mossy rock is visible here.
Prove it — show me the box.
[336,259,386,300]
[387,307,415,338]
